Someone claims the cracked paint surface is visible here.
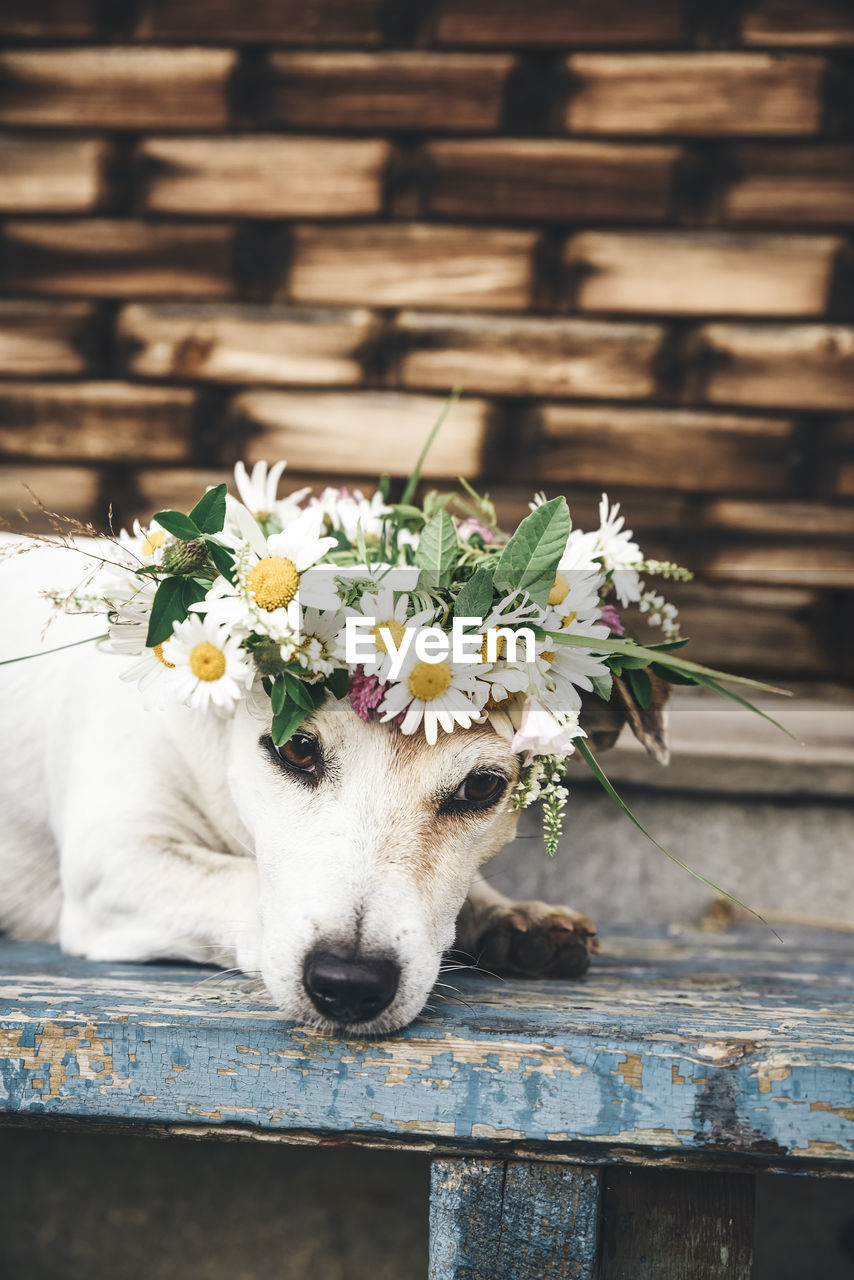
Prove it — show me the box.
[0,927,852,1164]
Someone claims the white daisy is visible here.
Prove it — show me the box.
[354,589,435,683]
[378,647,485,746]
[594,494,643,606]
[295,606,347,680]
[232,460,311,533]
[168,614,253,716]
[311,486,392,545]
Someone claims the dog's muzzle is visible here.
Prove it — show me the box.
[302,948,401,1025]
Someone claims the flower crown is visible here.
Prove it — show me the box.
[44,414,787,872]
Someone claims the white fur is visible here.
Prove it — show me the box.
[0,537,522,1033]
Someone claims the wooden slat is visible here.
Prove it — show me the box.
[139,136,389,218]
[724,145,854,225]
[429,1160,601,1280]
[702,542,854,589]
[666,582,833,678]
[0,464,102,534]
[701,498,854,538]
[741,0,854,47]
[0,135,107,213]
[0,301,95,376]
[229,390,490,478]
[827,417,854,496]
[266,52,512,132]
[0,0,95,39]
[394,312,664,399]
[0,383,196,463]
[0,221,234,298]
[600,1169,754,1280]
[566,231,842,317]
[538,405,791,491]
[696,323,854,410]
[289,224,535,310]
[434,0,683,46]
[565,53,826,135]
[425,139,678,222]
[136,0,383,42]
[118,302,373,384]
[490,485,691,537]
[0,49,235,130]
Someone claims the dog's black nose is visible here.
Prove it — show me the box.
[303,949,400,1024]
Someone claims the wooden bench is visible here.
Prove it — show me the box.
[1,925,851,1278]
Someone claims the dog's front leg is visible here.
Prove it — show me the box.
[456,872,599,978]
[59,833,260,975]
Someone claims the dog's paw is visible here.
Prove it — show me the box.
[473,901,599,979]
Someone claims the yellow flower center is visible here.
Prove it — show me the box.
[152,642,174,669]
[190,642,226,682]
[541,650,555,665]
[548,573,569,606]
[142,529,166,557]
[247,556,300,611]
[254,508,272,523]
[561,610,578,628]
[479,629,506,663]
[372,619,406,655]
[407,661,452,702]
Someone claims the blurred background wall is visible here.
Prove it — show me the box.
[0,0,852,685]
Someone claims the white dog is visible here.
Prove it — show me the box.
[0,538,666,1034]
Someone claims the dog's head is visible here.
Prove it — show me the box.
[225,677,668,1034]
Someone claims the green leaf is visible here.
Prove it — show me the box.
[400,388,461,506]
[650,661,696,687]
[146,578,187,647]
[390,504,426,524]
[628,667,652,710]
[272,698,310,747]
[355,518,368,566]
[270,674,287,717]
[590,672,613,701]
[414,510,458,590]
[153,510,200,541]
[205,538,236,583]
[284,670,317,713]
[540,629,791,698]
[577,740,781,937]
[378,473,391,502]
[326,667,350,699]
[493,497,570,609]
[453,566,495,624]
[690,673,800,741]
[189,483,227,535]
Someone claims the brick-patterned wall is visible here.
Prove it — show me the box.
[1,0,853,682]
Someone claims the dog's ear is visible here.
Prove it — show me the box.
[579,672,671,765]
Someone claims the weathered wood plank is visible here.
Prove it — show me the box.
[394,312,664,399]
[538,406,791,492]
[741,0,854,47]
[723,145,854,226]
[695,323,854,410]
[0,301,95,376]
[266,52,513,132]
[429,1159,601,1280]
[425,139,678,222]
[565,53,826,135]
[0,135,107,213]
[701,497,854,538]
[0,382,195,463]
[0,928,852,1165]
[139,136,389,218]
[133,468,374,523]
[289,224,536,310]
[0,0,95,38]
[0,220,234,298]
[702,542,854,590]
[0,464,102,534]
[136,0,383,42]
[599,1168,754,1280]
[565,232,842,317]
[229,390,490,478]
[0,48,235,129]
[118,302,372,385]
[434,0,683,46]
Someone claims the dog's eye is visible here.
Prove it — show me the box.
[277,733,319,773]
[443,770,507,814]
